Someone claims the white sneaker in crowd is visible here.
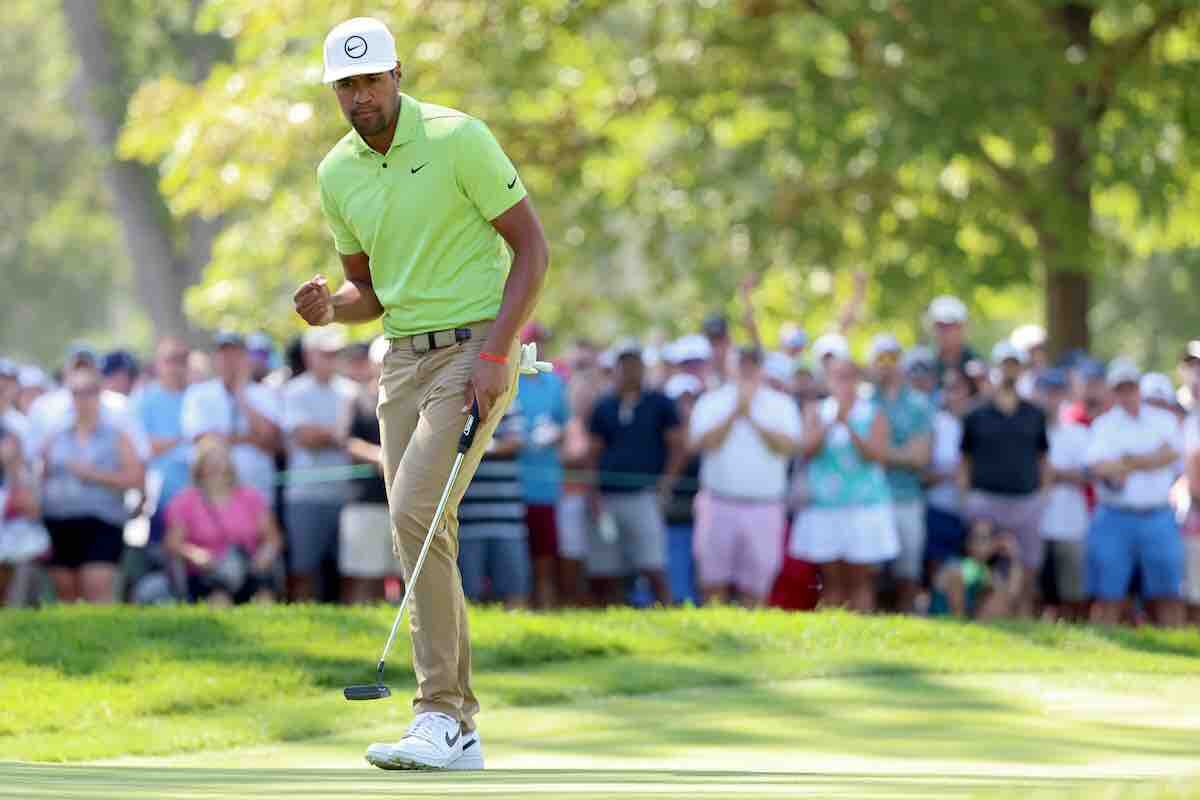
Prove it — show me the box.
[365,712,484,771]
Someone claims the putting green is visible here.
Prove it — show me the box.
[0,764,1138,799]
[7,672,1195,799]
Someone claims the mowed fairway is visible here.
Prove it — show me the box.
[1,606,1199,798]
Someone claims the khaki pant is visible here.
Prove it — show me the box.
[377,320,518,732]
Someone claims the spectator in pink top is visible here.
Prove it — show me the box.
[165,436,283,606]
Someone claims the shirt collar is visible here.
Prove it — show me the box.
[350,94,421,157]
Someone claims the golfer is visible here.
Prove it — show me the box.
[294,17,548,771]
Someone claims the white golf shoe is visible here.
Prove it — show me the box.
[365,712,484,771]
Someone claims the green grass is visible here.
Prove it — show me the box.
[1,606,1199,798]
[1,605,1199,762]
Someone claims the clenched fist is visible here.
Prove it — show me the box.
[293,274,335,326]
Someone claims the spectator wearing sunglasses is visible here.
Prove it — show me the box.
[40,364,145,603]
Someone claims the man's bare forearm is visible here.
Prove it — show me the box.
[483,243,548,356]
[332,280,384,324]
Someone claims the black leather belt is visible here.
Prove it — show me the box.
[402,327,473,354]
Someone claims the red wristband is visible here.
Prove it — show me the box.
[479,351,508,365]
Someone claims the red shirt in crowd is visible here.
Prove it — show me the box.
[1061,401,1097,510]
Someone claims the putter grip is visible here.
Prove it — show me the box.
[458,401,481,454]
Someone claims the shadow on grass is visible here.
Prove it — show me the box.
[516,660,1200,766]
[975,617,1200,660]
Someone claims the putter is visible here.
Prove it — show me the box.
[344,401,481,701]
[343,344,553,702]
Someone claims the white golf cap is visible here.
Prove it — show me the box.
[1139,371,1174,403]
[663,373,704,400]
[812,332,850,362]
[868,333,902,362]
[673,334,713,364]
[763,351,795,384]
[1010,323,1046,353]
[323,18,398,84]
[927,295,968,326]
[17,366,48,389]
[1106,357,1142,388]
[990,340,1025,365]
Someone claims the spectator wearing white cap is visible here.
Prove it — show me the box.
[1140,372,1185,426]
[281,326,356,601]
[762,351,796,395]
[959,341,1049,618]
[339,337,402,604]
[672,334,714,388]
[812,333,850,367]
[689,347,801,606]
[1034,368,1092,620]
[663,372,705,605]
[1087,359,1185,626]
[868,334,934,613]
[16,366,50,417]
[790,357,898,612]
[1011,324,1048,400]
[926,295,977,387]
[811,332,850,395]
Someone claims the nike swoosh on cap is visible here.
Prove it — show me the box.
[445,730,462,747]
[507,175,517,189]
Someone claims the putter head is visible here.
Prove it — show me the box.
[344,684,391,701]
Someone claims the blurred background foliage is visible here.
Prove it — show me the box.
[5,0,1200,368]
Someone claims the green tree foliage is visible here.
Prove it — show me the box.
[60,1,1200,359]
[119,0,1200,357]
[0,1,127,364]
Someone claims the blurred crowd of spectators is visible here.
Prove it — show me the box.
[0,286,1198,627]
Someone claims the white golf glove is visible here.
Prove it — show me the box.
[519,342,554,375]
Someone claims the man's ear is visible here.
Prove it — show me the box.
[394,63,403,83]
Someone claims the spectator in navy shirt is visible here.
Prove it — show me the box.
[587,339,686,606]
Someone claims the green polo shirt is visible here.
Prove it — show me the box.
[317,94,527,338]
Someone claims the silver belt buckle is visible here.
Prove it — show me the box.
[410,328,457,354]
[410,332,432,354]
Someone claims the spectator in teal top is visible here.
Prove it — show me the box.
[516,322,569,608]
[869,334,934,613]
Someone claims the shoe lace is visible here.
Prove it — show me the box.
[405,713,450,745]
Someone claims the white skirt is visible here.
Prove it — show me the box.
[789,504,900,565]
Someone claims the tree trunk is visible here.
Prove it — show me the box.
[1046,270,1089,357]
[1043,3,1095,359]
[61,0,217,342]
